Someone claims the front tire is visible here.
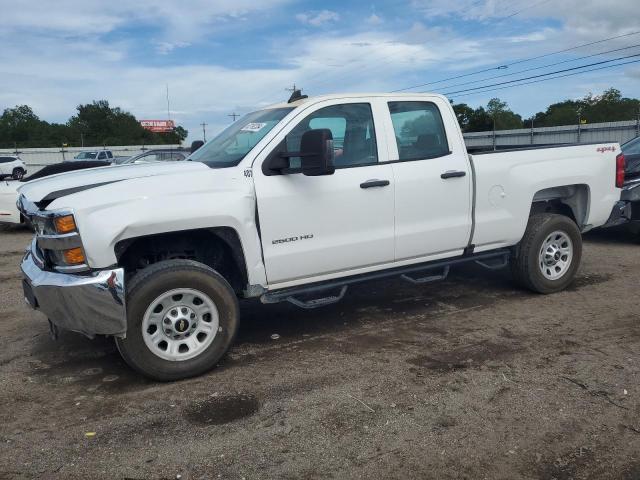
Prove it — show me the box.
[510,214,582,294]
[12,168,25,180]
[116,260,239,381]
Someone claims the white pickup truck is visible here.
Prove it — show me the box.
[17,92,628,380]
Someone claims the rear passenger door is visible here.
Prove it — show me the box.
[386,99,472,262]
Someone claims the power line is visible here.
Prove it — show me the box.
[436,52,640,96]
[432,43,640,92]
[311,0,554,93]
[444,58,640,99]
[393,29,640,92]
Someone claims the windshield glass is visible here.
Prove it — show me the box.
[75,152,97,159]
[189,107,293,168]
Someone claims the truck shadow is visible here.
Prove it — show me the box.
[236,263,522,347]
[26,260,611,387]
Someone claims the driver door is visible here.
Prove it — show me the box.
[253,100,395,287]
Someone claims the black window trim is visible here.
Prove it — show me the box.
[387,100,451,164]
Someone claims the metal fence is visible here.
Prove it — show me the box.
[463,119,640,150]
[0,144,182,173]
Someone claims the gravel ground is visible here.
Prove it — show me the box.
[0,224,639,479]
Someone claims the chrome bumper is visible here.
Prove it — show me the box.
[21,251,127,338]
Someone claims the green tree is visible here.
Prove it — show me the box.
[451,102,475,131]
[486,98,523,130]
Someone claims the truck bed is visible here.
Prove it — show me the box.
[469,143,621,253]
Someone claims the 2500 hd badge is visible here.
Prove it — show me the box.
[272,234,314,245]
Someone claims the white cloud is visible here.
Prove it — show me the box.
[365,14,383,26]
[296,10,340,27]
[0,0,293,41]
[155,41,191,55]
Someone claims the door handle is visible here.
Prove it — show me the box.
[360,179,390,189]
[441,170,467,179]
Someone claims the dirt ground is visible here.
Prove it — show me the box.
[0,224,639,480]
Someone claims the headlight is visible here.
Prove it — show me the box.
[54,214,77,234]
[62,247,86,265]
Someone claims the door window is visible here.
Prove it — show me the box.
[388,102,449,161]
[97,152,107,160]
[286,103,378,169]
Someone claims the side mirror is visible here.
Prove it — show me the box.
[300,129,335,176]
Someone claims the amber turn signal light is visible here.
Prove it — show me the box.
[63,247,85,265]
[54,215,76,234]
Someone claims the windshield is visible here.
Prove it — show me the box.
[75,152,97,159]
[189,107,293,168]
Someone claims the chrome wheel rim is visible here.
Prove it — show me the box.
[539,230,573,281]
[142,288,219,361]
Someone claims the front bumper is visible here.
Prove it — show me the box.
[21,250,127,338]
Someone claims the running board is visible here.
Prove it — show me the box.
[402,266,450,284]
[260,249,510,309]
[262,285,348,309]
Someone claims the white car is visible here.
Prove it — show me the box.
[0,155,26,180]
[1,160,110,224]
[17,92,627,381]
[69,150,114,162]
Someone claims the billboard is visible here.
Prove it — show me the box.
[140,119,175,133]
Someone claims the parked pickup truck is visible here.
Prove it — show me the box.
[17,92,627,381]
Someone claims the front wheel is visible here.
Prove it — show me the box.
[12,168,25,180]
[510,214,582,294]
[116,259,239,381]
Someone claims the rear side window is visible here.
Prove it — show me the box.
[107,151,113,158]
[388,102,449,161]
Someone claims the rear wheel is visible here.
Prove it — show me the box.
[510,214,582,294]
[116,259,239,381]
[12,168,24,180]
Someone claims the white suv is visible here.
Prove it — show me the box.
[0,156,27,180]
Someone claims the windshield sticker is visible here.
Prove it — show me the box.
[241,122,267,133]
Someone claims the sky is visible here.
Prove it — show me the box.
[1,0,639,144]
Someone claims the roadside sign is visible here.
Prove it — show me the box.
[140,120,175,133]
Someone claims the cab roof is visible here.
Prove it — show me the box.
[265,92,444,110]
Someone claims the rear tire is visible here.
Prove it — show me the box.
[12,168,24,180]
[116,259,239,381]
[510,214,582,294]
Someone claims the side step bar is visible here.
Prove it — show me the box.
[261,249,510,309]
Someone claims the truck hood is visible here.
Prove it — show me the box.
[18,161,210,205]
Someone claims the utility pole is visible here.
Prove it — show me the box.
[80,133,84,148]
[200,122,208,142]
[166,84,171,121]
[577,112,582,143]
[636,106,640,137]
[492,116,496,151]
[228,113,239,122]
[530,118,534,145]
